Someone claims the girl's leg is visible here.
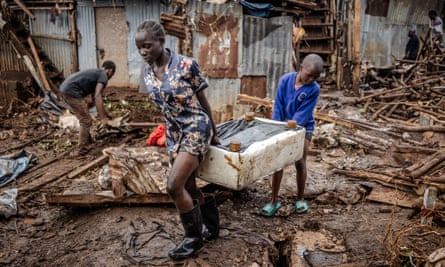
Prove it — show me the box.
[166,151,200,212]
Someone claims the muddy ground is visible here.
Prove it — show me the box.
[0,87,442,267]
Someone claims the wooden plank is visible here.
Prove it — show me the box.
[284,0,317,10]
[19,160,76,192]
[45,191,172,206]
[128,122,162,128]
[366,184,421,208]
[352,0,361,94]
[70,10,78,72]
[0,130,54,154]
[67,155,108,179]
[13,0,35,20]
[27,36,51,91]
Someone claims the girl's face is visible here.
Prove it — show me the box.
[135,30,164,66]
[299,65,321,85]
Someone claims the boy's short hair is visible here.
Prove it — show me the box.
[302,53,324,72]
[102,60,116,72]
[429,10,437,17]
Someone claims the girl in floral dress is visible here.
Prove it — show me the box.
[135,20,220,260]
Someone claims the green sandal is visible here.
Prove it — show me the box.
[295,200,309,214]
[260,201,281,217]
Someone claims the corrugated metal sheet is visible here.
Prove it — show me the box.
[76,0,175,84]
[361,0,444,67]
[30,10,73,78]
[243,15,293,98]
[0,30,28,72]
[207,78,242,121]
[76,2,97,71]
[125,0,176,84]
[386,0,441,25]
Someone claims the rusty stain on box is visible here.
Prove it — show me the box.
[197,118,305,190]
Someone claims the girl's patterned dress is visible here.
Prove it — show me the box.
[143,49,213,160]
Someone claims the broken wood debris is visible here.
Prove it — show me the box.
[45,191,172,206]
[236,93,445,210]
[160,12,187,39]
[358,56,445,127]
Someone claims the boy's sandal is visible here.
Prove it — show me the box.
[259,201,281,217]
[295,200,309,214]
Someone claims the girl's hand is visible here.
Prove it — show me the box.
[211,135,220,145]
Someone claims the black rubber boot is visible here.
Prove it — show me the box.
[168,200,203,260]
[201,196,220,241]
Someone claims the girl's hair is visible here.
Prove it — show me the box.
[136,20,165,40]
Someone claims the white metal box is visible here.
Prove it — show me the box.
[197,117,305,190]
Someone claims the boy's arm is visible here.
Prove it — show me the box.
[292,89,319,127]
[271,78,285,120]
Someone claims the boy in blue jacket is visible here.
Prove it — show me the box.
[260,53,323,217]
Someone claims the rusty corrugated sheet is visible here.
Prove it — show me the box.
[0,31,28,109]
[196,11,240,78]
[186,1,243,119]
[0,81,15,108]
[361,0,444,68]
[243,15,293,99]
[125,0,176,85]
[30,10,73,78]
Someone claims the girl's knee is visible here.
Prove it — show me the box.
[166,180,180,199]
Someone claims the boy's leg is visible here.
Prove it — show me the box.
[259,170,283,217]
[295,138,310,200]
[271,170,283,204]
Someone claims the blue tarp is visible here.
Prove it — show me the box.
[238,0,274,18]
[39,91,66,116]
[0,150,37,188]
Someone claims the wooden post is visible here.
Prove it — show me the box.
[352,0,362,94]
[13,0,35,20]
[69,9,79,72]
[27,36,51,91]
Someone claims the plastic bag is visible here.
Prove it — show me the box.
[0,188,18,218]
[0,150,37,188]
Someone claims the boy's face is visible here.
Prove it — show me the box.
[300,65,321,85]
[135,30,164,66]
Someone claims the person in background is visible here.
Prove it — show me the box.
[260,53,323,217]
[135,20,220,260]
[60,61,115,156]
[429,10,443,47]
[403,30,419,61]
